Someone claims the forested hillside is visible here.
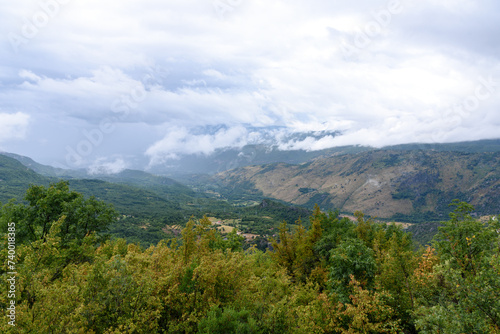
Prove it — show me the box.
[213,149,500,222]
[0,155,52,203]
[0,183,499,333]
[0,154,311,247]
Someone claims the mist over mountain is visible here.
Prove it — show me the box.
[146,143,371,175]
[145,138,500,175]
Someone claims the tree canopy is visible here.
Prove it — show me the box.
[1,184,499,333]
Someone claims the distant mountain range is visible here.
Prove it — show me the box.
[148,139,500,175]
[145,144,371,175]
[207,145,500,222]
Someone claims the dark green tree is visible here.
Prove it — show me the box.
[0,181,117,246]
[198,306,261,334]
[328,237,377,303]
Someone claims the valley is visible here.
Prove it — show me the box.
[1,139,499,248]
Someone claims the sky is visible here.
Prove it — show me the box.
[0,0,499,172]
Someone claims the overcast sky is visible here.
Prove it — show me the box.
[1,0,499,172]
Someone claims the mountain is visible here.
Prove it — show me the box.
[210,149,500,222]
[82,169,197,202]
[0,154,53,203]
[0,154,188,217]
[0,153,210,245]
[148,139,500,175]
[2,152,200,202]
[382,139,500,153]
[3,139,500,224]
[147,144,373,175]
[0,152,89,178]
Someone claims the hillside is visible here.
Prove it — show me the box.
[212,149,500,221]
[0,152,88,178]
[0,153,314,245]
[0,154,53,203]
[0,154,199,245]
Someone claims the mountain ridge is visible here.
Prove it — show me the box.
[211,148,500,221]
[144,138,500,175]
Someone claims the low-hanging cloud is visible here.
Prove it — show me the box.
[87,156,128,175]
[146,126,250,165]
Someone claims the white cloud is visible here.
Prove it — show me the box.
[277,135,337,151]
[88,157,128,175]
[0,112,30,142]
[19,69,41,83]
[146,126,249,165]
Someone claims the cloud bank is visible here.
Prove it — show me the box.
[0,0,499,168]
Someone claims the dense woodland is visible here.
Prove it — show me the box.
[0,155,315,248]
[0,182,499,333]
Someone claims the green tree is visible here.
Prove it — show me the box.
[377,226,418,333]
[328,238,376,303]
[270,218,318,283]
[433,201,497,275]
[198,306,261,334]
[0,181,117,246]
[339,277,401,334]
[313,211,356,261]
[414,201,500,333]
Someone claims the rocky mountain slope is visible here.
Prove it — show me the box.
[213,150,500,221]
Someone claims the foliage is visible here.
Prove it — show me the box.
[328,238,376,303]
[413,201,500,333]
[339,277,401,333]
[198,306,261,334]
[1,181,499,333]
[0,181,117,247]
